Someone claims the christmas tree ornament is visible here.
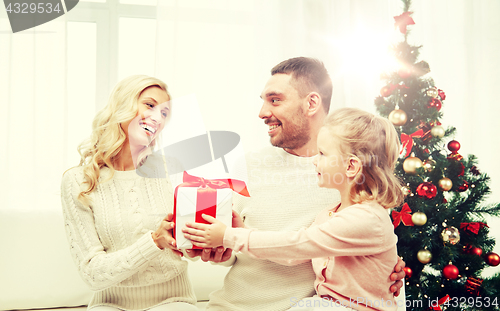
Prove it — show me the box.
[388,109,408,126]
[485,252,500,266]
[423,158,436,172]
[458,181,469,192]
[402,186,411,196]
[414,61,431,76]
[411,212,427,226]
[416,182,437,199]
[442,264,459,279]
[417,249,432,264]
[465,277,483,296]
[391,203,414,228]
[438,177,453,191]
[470,166,480,176]
[426,87,438,98]
[403,157,423,175]
[448,140,461,153]
[441,226,460,245]
[430,125,445,138]
[472,247,483,256]
[460,222,489,235]
[428,98,442,111]
[403,266,413,278]
[394,11,415,34]
[380,86,392,97]
[438,89,446,100]
[400,129,423,157]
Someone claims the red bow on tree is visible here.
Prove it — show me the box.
[460,222,489,234]
[394,12,415,34]
[392,203,414,228]
[400,129,424,157]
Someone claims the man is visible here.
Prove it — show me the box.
[184,57,405,310]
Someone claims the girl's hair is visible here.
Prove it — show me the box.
[323,107,404,208]
[75,75,169,204]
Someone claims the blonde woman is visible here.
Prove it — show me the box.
[183,107,404,311]
[61,75,197,311]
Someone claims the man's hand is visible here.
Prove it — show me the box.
[185,247,233,263]
[389,257,406,296]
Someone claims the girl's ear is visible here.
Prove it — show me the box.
[346,157,362,178]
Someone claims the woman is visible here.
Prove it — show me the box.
[61,75,197,311]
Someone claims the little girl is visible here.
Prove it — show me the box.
[182,107,404,311]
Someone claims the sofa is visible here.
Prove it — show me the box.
[0,207,229,311]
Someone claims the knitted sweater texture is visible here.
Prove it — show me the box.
[60,157,196,310]
[207,146,340,311]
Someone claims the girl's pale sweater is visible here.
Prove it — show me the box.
[60,159,196,311]
[223,202,398,311]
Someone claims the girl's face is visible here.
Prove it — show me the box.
[122,86,171,148]
[313,127,348,189]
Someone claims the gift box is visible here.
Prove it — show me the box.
[174,171,250,249]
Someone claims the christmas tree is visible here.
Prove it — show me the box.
[375,1,500,310]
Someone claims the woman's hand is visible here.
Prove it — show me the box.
[182,214,226,248]
[152,213,183,256]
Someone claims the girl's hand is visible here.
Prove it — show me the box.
[152,213,183,256]
[182,214,226,248]
[232,210,245,228]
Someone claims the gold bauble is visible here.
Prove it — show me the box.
[441,227,460,245]
[423,159,436,172]
[438,177,453,191]
[431,125,445,138]
[426,87,439,98]
[412,212,427,226]
[388,109,408,126]
[417,249,432,264]
[403,157,423,175]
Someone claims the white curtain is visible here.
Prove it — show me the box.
[1,0,499,278]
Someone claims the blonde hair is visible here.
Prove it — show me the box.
[323,107,404,208]
[75,75,169,204]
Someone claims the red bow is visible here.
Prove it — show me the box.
[392,203,414,228]
[400,129,424,157]
[394,12,415,34]
[460,222,489,234]
[180,171,250,197]
[430,295,451,310]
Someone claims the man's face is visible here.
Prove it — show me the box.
[259,74,311,150]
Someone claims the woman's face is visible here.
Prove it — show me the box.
[122,86,171,148]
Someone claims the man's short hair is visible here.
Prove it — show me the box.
[271,57,332,113]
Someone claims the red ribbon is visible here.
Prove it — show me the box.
[400,129,424,157]
[174,172,250,249]
[394,12,415,34]
[460,222,489,234]
[430,295,451,310]
[392,203,414,228]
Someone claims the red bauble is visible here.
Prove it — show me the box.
[485,252,500,266]
[398,67,413,79]
[403,267,413,278]
[472,247,483,256]
[458,181,469,192]
[380,86,392,97]
[443,264,459,279]
[438,89,446,100]
[416,182,437,199]
[448,140,461,153]
[428,98,442,111]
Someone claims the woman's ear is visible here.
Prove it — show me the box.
[346,157,362,178]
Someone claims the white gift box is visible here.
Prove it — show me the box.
[174,186,233,250]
